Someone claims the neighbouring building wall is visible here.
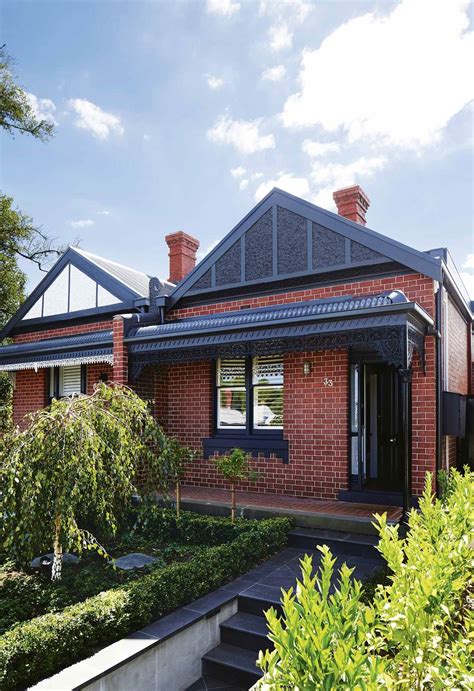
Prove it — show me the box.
[11,320,114,429]
[442,296,470,469]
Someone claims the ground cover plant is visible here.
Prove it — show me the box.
[0,508,291,689]
[257,469,474,690]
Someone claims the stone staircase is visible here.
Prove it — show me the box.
[187,527,381,690]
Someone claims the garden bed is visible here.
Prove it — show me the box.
[0,509,292,690]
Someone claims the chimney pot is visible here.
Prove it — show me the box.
[165,231,200,284]
[333,185,370,226]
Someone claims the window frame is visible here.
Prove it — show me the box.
[48,364,86,402]
[214,356,283,438]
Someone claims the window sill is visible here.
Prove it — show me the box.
[202,435,289,464]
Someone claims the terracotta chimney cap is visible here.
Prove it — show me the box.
[165,231,200,284]
[333,185,370,226]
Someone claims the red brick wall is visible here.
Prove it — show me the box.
[86,363,114,395]
[14,320,113,343]
[12,368,47,429]
[446,297,469,394]
[148,352,349,499]
[112,317,128,385]
[170,273,435,320]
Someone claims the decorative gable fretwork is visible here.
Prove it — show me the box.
[187,205,385,295]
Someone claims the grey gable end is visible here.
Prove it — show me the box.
[168,188,442,308]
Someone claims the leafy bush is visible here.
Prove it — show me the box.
[214,448,258,522]
[258,469,473,689]
[0,515,292,690]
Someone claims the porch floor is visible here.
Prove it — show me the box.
[178,485,402,534]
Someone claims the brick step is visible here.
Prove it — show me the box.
[288,527,381,560]
[202,643,262,688]
[220,612,272,653]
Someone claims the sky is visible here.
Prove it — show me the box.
[2,0,474,298]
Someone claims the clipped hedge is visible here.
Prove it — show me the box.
[0,516,291,690]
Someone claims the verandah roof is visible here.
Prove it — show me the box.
[126,291,433,379]
[0,330,113,371]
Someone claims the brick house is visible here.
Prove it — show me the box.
[1,186,472,516]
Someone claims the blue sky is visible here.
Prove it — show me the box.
[2,0,474,297]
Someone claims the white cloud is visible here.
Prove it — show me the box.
[69,219,95,228]
[206,0,240,17]
[143,133,151,141]
[262,65,286,82]
[462,253,474,270]
[460,272,474,298]
[311,156,386,209]
[206,74,225,90]
[259,0,311,23]
[255,173,310,201]
[251,172,263,180]
[302,139,340,157]
[239,179,249,190]
[97,210,110,216]
[26,93,57,125]
[230,166,246,178]
[207,115,275,154]
[282,0,474,150]
[268,24,293,51]
[68,99,124,139]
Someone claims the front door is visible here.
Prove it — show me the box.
[350,361,403,493]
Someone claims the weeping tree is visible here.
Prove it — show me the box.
[213,448,258,523]
[0,382,167,580]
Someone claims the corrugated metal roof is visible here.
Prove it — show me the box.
[127,290,412,343]
[72,248,151,297]
[0,330,113,371]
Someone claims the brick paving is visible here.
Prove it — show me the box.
[180,485,402,521]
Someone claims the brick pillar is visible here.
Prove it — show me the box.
[165,231,200,284]
[333,185,370,225]
[113,316,128,385]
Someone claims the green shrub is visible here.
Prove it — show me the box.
[0,516,292,690]
[258,549,388,689]
[258,470,473,689]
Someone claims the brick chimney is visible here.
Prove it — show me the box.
[333,185,370,226]
[165,231,200,284]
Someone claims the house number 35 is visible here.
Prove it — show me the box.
[323,377,334,387]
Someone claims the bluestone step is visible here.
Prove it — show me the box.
[288,527,381,559]
[220,612,272,653]
[202,643,262,687]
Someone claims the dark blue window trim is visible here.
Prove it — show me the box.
[210,356,288,464]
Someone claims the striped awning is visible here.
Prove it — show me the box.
[0,330,113,372]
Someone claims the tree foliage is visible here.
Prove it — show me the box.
[214,448,258,522]
[257,469,474,689]
[0,48,55,140]
[0,383,167,580]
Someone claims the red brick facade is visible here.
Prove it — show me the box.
[7,269,469,500]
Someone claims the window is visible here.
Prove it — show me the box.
[216,356,283,433]
[49,365,85,400]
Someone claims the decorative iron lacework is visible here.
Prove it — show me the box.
[0,353,113,372]
[129,321,425,380]
[0,329,113,372]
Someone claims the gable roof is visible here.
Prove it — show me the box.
[72,247,151,297]
[1,246,161,340]
[168,187,443,308]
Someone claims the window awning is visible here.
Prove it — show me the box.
[127,291,433,379]
[0,330,113,372]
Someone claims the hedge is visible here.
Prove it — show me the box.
[0,516,292,690]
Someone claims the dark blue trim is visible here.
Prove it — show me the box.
[0,330,113,364]
[203,436,289,464]
[1,247,145,341]
[168,188,442,308]
[185,256,394,297]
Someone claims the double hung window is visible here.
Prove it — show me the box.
[49,365,85,400]
[216,356,283,433]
